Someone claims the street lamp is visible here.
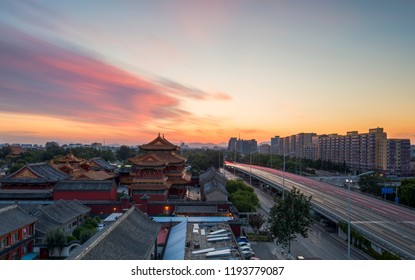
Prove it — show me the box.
[282,141,295,200]
[345,178,352,259]
[249,151,253,186]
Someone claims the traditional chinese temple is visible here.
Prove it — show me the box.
[127,134,191,206]
[51,153,115,181]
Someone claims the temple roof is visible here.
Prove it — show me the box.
[129,154,167,167]
[9,145,26,156]
[0,205,38,236]
[32,200,90,237]
[128,182,172,190]
[129,152,186,167]
[68,207,161,260]
[73,170,115,181]
[54,180,116,192]
[90,157,114,171]
[168,173,192,185]
[1,162,71,184]
[55,152,83,163]
[139,134,179,151]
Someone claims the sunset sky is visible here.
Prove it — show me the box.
[1,0,414,146]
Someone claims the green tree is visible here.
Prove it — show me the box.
[359,174,385,196]
[116,145,137,161]
[399,179,415,207]
[226,179,259,212]
[45,228,67,254]
[268,187,313,258]
[248,213,265,233]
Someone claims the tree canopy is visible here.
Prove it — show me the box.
[226,179,259,212]
[268,187,313,256]
[399,179,415,207]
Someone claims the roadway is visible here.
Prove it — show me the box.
[222,168,369,260]
[224,161,415,260]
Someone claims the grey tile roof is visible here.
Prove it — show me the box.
[200,168,228,195]
[91,158,114,171]
[69,207,161,260]
[1,162,70,184]
[32,200,90,236]
[0,189,53,199]
[54,180,115,191]
[0,205,37,236]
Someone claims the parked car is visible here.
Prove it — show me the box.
[96,223,105,231]
[237,236,248,243]
[240,246,254,253]
[242,251,255,259]
[237,242,251,247]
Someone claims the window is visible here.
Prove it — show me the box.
[22,245,28,255]
[11,232,19,244]
[0,238,7,249]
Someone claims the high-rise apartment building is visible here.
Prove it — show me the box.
[227,137,257,154]
[270,136,280,155]
[227,137,237,152]
[387,139,411,176]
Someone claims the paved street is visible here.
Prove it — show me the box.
[223,169,371,260]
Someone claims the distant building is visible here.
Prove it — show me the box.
[270,136,280,155]
[386,139,411,176]
[277,128,410,176]
[0,205,37,260]
[8,145,26,156]
[227,137,237,152]
[259,144,271,155]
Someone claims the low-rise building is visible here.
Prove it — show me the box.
[0,162,70,190]
[0,205,37,260]
[200,168,228,202]
[68,207,161,260]
[32,200,90,244]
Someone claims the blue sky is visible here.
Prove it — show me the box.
[1,0,414,144]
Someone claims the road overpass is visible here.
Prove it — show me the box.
[224,161,415,260]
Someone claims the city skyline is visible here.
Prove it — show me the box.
[1,1,414,145]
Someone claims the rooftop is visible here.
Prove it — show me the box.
[140,134,179,152]
[1,162,70,184]
[69,207,161,260]
[54,180,115,192]
[0,204,37,236]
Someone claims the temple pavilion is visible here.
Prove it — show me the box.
[127,134,191,204]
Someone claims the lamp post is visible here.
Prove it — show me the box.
[249,151,253,186]
[282,141,295,200]
[282,146,286,200]
[345,178,352,259]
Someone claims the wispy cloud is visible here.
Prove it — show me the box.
[0,25,231,132]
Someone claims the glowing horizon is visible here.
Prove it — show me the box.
[1,1,414,146]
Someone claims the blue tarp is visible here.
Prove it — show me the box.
[162,220,187,260]
[22,252,38,260]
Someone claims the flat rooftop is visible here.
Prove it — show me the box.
[185,222,243,260]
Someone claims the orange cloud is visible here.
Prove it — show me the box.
[0,25,232,144]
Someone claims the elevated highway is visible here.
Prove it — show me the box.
[225,161,415,260]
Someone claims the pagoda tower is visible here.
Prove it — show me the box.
[128,134,191,205]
